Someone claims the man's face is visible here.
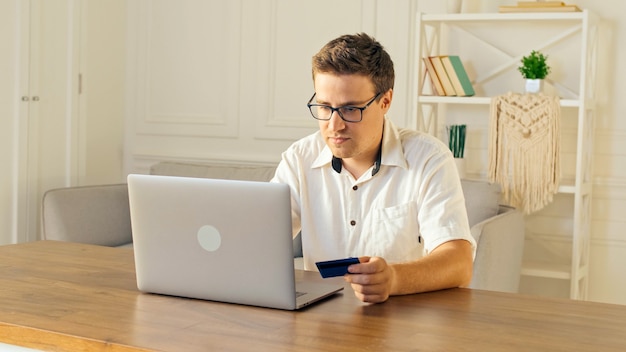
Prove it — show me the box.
[312,73,391,164]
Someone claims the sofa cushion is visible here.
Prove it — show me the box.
[461,179,501,227]
[149,161,500,231]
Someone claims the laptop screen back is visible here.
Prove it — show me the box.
[128,174,298,310]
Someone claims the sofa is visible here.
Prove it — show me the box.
[42,160,524,293]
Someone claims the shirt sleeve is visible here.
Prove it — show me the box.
[416,150,477,258]
[271,149,303,238]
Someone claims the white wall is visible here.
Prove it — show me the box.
[123,0,419,173]
[79,0,127,185]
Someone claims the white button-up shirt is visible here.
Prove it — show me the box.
[272,118,475,271]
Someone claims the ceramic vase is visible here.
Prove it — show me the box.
[454,158,466,179]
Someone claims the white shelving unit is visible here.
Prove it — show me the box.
[411,10,599,300]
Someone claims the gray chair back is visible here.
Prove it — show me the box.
[41,184,133,247]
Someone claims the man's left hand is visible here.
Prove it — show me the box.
[345,256,395,303]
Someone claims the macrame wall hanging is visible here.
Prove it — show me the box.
[488,92,561,214]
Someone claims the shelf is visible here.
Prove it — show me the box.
[418,96,581,107]
[558,181,593,195]
[415,10,598,300]
[522,261,589,281]
[462,176,589,195]
[521,262,571,280]
[421,11,589,23]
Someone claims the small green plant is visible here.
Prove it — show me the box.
[518,50,551,79]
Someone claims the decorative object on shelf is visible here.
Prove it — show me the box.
[518,50,551,93]
[454,158,466,179]
[446,0,463,13]
[441,56,475,96]
[499,1,581,13]
[447,124,466,178]
[422,57,446,96]
[488,92,560,214]
[524,79,543,94]
[429,56,456,96]
[423,55,474,97]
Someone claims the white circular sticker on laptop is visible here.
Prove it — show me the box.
[197,225,222,252]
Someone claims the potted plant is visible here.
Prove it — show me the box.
[518,50,551,93]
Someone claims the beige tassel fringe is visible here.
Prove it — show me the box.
[488,92,560,214]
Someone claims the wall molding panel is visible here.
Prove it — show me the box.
[130,0,243,139]
[126,0,417,167]
[249,0,382,141]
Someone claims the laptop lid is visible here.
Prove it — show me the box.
[127,174,342,310]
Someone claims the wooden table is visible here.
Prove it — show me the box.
[1,241,625,351]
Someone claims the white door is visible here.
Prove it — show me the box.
[0,0,23,245]
[0,0,81,244]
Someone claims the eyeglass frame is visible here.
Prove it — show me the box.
[306,92,382,123]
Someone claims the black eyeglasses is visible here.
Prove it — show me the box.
[306,92,381,123]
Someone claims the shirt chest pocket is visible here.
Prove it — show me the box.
[358,202,423,263]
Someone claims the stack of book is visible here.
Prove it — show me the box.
[422,55,474,97]
[499,1,581,13]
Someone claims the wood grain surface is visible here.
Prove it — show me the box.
[1,241,625,351]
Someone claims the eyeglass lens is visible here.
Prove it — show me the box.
[310,105,362,122]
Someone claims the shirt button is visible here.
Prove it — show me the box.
[352,185,358,191]
[350,220,356,226]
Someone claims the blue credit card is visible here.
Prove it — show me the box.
[315,257,360,278]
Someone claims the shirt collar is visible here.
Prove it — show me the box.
[312,117,409,174]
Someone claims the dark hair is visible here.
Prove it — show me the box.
[312,33,394,96]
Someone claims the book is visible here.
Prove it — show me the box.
[517,1,565,7]
[443,55,475,97]
[440,56,465,97]
[499,4,581,12]
[441,56,466,97]
[422,57,445,96]
[428,56,456,96]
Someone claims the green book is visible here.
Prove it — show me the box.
[447,56,475,96]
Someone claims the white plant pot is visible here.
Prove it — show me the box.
[525,79,543,93]
[454,158,466,179]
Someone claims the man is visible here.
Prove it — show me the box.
[272,33,475,303]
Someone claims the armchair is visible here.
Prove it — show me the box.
[41,184,133,247]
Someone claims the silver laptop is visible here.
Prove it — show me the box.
[127,174,343,310]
